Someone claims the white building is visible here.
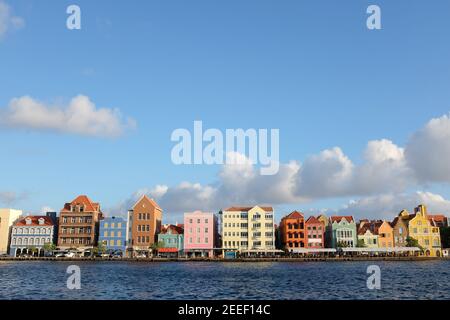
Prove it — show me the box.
[0,209,22,255]
[9,214,57,257]
[222,206,276,255]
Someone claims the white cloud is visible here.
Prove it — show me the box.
[0,191,28,205]
[405,113,450,183]
[294,139,413,198]
[111,113,450,220]
[335,191,450,220]
[1,95,136,138]
[40,206,55,214]
[0,1,24,39]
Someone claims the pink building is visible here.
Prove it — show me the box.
[184,211,218,258]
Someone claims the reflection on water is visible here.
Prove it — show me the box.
[1,260,450,300]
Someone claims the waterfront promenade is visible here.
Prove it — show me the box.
[0,256,445,263]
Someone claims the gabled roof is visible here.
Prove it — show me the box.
[357,224,374,236]
[283,211,304,220]
[428,214,447,222]
[61,195,100,212]
[224,206,273,212]
[14,216,54,227]
[160,224,184,235]
[330,216,354,223]
[132,194,162,211]
[306,216,321,224]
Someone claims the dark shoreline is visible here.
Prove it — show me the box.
[0,256,446,263]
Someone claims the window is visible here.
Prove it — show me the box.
[205,237,208,243]
[117,223,122,228]
[205,219,209,223]
[117,240,122,246]
[205,227,209,233]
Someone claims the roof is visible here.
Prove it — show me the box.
[224,206,273,212]
[14,216,54,227]
[132,194,162,211]
[305,216,321,224]
[357,224,374,236]
[428,215,447,222]
[330,216,354,223]
[61,195,100,212]
[282,211,304,220]
[160,224,184,235]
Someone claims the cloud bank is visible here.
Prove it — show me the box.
[111,113,450,219]
[1,95,136,138]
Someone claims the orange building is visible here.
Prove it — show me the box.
[279,211,306,250]
[128,195,162,255]
[58,195,103,249]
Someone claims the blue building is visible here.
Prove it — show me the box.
[99,216,128,253]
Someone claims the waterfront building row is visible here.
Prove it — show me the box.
[0,195,447,257]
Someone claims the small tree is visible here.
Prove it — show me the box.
[43,242,56,253]
[356,239,367,248]
[28,246,38,257]
[150,241,165,255]
[93,242,107,256]
[406,236,424,253]
[337,241,349,248]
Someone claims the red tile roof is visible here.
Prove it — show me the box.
[283,211,304,220]
[14,216,54,227]
[160,224,184,235]
[330,216,354,223]
[61,195,100,212]
[305,216,321,224]
[225,206,273,212]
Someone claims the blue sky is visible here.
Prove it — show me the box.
[1,0,450,222]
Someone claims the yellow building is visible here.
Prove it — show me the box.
[399,204,441,257]
[0,209,23,254]
[222,206,275,255]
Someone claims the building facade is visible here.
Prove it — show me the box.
[99,216,128,253]
[0,209,22,255]
[157,224,184,257]
[127,195,162,256]
[405,205,442,257]
[357,221,378,248]
[222,206,275,255]
[305,216,325,249]
[58,195,102,250]
[329,216,357,248]
[376,221,394,248]
[9,213,57,257]
[279,211,306,250]
[184,211,218,258]
[391,212,409,247]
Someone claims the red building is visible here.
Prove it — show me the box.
[279,211,306,250]
[305,216,325,248]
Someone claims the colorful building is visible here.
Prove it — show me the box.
[99,216,128,253]
[127,195,162,257]
[57,195,102,250]
[357,221,378,248]
[221,206,275,255]
[0,208,22,255]
[9,213,57,257]
[157,224,184,257]
[305,216,325,249]
[328,216,357,248]
[184,211,218,258]
[279,211,306,250]
[397,205,442,257]
[428,215,448,228]
[391,212,409,247]
[376,221,394,248]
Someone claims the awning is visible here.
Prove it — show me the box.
[341,247,421,252]
[291,248,337,253]
[158,248,179,253]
